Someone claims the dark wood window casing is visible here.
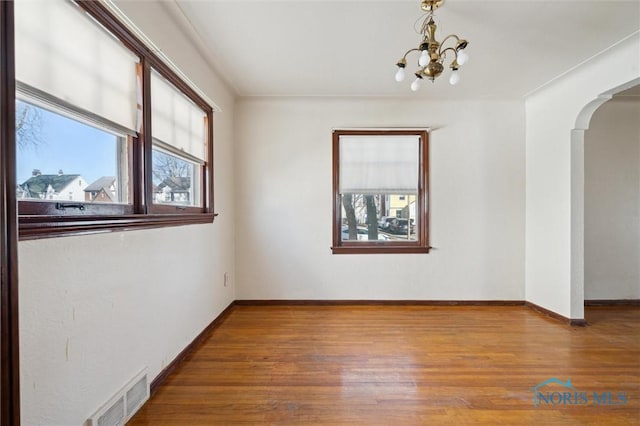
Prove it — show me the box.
[332,129,430,254]
[12,1,216,240]
[1,1,20,423]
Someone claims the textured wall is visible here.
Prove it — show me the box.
[525,34,639,319]
[18,2,236,425]
[235,98,525,301]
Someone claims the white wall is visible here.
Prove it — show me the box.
[235,98,525,301]
[18,2,236,425]
[585,97,640,300]
[525,33,640,320]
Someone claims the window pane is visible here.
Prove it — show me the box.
[340,193,417,242]
[152,148,201,207]
[16,100,129,204]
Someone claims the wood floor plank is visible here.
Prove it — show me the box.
[128,305,640,425]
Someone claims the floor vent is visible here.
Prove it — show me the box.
[88,369,149,426]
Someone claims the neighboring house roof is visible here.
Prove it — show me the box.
[16,184,31,198]
[156,177,190,192]
[84,176,116,192]
[20,174,80,194]
[89,187,114,202]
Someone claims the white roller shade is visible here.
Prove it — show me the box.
[15,0,139,132]
[151,70,207,162]
[339,135,419,194]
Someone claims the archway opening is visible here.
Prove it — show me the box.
[571,81,640,322]
[585,89,640,305]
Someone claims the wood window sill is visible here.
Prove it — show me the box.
[18,212,216,240]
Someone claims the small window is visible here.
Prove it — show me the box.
[332,129,429,254]
[150,70,208,213]
[152,148,201,207]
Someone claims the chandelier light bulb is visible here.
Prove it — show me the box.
[449,70,460,85]
[418,50,429,67]
[395,67,406,82]
[411,78,421,92]
[457,49,469,65]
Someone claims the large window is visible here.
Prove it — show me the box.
[11,0,215,239]
[16,99,130,206]
[332,129,430,254]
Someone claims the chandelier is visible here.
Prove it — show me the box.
[395,0,469,91]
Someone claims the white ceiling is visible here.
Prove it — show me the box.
[169,0,640,99]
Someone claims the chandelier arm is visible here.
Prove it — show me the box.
[402,48,421,60]
[439,46,458,58]
[439,34,461,48]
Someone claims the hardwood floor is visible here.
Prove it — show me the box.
[128,305,640,425]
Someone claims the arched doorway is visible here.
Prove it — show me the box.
[584,90,640,306]
[570,79,640,321]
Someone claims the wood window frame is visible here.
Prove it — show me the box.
[11,1,216,240]
[331,129,430,254]
[1,1,20,423]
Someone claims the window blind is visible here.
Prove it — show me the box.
[151,70,207,162]
[14,0,139,132]
[339,135,419,194]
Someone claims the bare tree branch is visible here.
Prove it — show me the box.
[15,102,43,151]
[152,150,191,183]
